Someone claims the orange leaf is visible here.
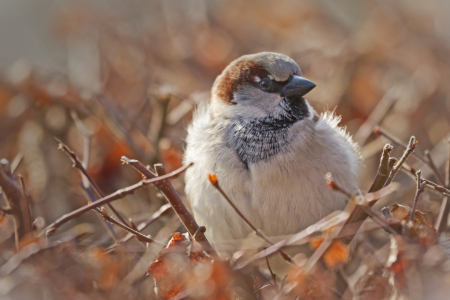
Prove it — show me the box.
[323,240,349,268]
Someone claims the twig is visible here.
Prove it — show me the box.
[410,171,426,222]
[436,139,450,232]
[374,127,425,162]
[333,144,394,248]
[120,203,172,243]
[383,136,418,187]
[265,254,279,292]
[358,206,399,235]
[208,174,294,264]
[353,92,397,145]
[375,128,447,186]
[424,150,445,185]
[121,157,217,256]
[400,164,450,197]
[422,179,450,197]
[0,159,33,250]
[99,208,164,246]
[10,153,23,174]
[368,144,393,192]
[326,173,352,198]
[233,185,399,270]
[56,138,129,226]
[43,163,192,235]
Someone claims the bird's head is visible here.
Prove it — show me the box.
[211,52,316,120]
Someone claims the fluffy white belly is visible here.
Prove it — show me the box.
[184,112,359,253]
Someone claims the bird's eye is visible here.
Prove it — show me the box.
[259,78,272,91]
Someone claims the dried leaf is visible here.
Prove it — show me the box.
[323,240,349,268]
[354,274,391,300]
[390,203,432,227]
[148,232,233,300]
[309,238,349,268]
[285,264,337,300]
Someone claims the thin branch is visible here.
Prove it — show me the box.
[374,127,425,162]
[305,183,398,276]
[99,208,165,246]
[353,92,397,145]
[43,163,192,235]
[265,254,279,292]
[56,138,129,226]
[0,159,33,248]
[358,206,399,235]
[436,139,450,232]
[326,173,352,198]
[383,136,418,187]
[400,164,450,197]
[208,174,294,264]
[120,203,172,243]
[424,150,445,185]
[422,179,450,197]
[121,157,217,256]
[368,144,393,192]
[10,153,23,174]
[410,171,426,222]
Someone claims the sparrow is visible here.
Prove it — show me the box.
[184,52,360,254]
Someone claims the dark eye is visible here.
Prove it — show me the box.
[259,78,272,91]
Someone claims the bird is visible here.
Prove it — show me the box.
[184,52,360,255]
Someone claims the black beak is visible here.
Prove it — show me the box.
[281,75,316,97]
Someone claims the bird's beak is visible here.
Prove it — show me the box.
[281,75,316,97]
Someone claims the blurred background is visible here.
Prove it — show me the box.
[0,0,450,299]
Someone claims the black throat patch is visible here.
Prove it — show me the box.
[226,96,310,168]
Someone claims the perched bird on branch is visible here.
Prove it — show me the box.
[184,52,360,254]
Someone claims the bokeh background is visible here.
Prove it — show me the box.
[0,0,450,299]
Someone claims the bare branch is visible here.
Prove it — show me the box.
[0,159,33,249]
[120,203,172,243]
[368,144,393,192]
[374,127,425,162]
[383,136,417,187]
[325,173,352,198]
[410,170,426,222]
[436,139,450,232]
[121,157,217,256]
[56,138,129,226]
[43,163,192,235]
[209,174,294,265]
[424,150,445,185]
[99,208,164,246]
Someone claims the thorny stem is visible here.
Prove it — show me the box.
[122,157,217,256]
[410,170,426,222]
[208,174,294,265]
[43,163,192,235]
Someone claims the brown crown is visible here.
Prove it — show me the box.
[213,60,269,104]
